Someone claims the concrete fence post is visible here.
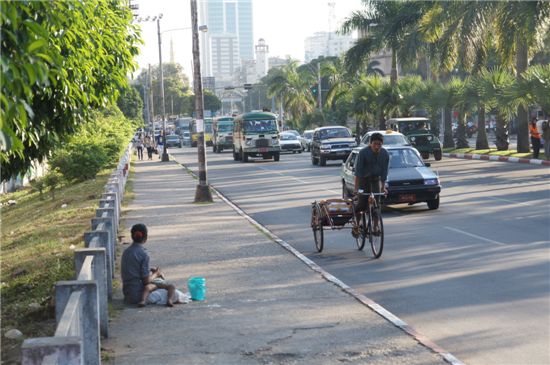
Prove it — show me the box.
[98,201,118,236]
[91,216,116,272]
[105,183,121,208]
[84,230,112,299]
[22,336,82,365]
[55,281,100,365]
[74,249,108,338]
[95,206,117,242]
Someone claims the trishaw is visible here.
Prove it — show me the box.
[310,192,385,258]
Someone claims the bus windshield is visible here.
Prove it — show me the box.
[244,119,277,133]
[217,122,233,132]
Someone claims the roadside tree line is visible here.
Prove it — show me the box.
[259,0,550,152]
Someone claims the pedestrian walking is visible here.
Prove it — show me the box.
[136,139,144,160]
[529,117,541,159]
[144,135,153,160]
[542,120,550,160]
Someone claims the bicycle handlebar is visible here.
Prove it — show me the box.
[355,190,386,196]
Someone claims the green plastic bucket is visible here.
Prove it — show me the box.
[187,277,206,301]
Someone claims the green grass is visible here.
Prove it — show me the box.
[442,147,547,159]
[0,170,113,363]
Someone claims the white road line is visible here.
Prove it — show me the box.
[443,226,506,246]
[485,196,533,207]
[257,166,340,195]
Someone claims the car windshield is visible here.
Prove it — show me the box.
[280,133,298,140]
[166,135,179,141]
[217,122,233,132]
[286,130,300,136]
[303,132,313,139]
[362,134,409,145]
[244,119,278,133]
[318,128,351,139]
[389,149,425,168]
[396,120,430,134]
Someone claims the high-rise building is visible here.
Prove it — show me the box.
[304,32,355,62]
[255,38,268,79]
[199,0,254,87]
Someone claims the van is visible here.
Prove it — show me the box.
[233,112,281,162]
[212,116,234,153]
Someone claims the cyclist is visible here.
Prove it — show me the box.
[352,132,389,237]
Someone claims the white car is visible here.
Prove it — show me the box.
[302,130,314,151]
[279,132,303,154]
[285,129,307,151]
[360,130,411,146]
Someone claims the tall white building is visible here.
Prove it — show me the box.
[304,32,355,62]
[255,38,268,80]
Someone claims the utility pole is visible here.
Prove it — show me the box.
[157,16,170,162]
[317,61,322,110]
[191,0,212,202]
[148,64,154,130]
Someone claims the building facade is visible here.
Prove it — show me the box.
[304,31,355,63]
[199,0,254,87]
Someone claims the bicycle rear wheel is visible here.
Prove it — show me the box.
[312,204,324,252]
[355,211,366,250]
[368,205,384,258]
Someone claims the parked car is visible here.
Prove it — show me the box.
[302,130,314,151]
[279,132,303,153]
[360,130,411,147]
[182,131,191,146]
[311,126,357,166]
[285,129,307,151]
[165,134,183,148]
[386,117,442,160]
[341,146,441,210]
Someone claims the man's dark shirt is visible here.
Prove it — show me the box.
[354,146,390,182]
[121,243,150,304]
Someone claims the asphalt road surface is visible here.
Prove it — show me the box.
[171,146,550,365]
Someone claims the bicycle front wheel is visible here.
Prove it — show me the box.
[312,205,324,252]
[356,211,366,250]
[368,206,384,258]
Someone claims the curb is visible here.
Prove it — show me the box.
[444,152,550,166]
[172,157,464,365]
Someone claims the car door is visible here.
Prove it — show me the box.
[342,151,358,193]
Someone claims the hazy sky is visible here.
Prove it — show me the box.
[133,0,363,79]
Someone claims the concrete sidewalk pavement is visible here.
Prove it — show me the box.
[103,158,451,365]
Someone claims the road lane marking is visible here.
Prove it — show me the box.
[485,196,533,207]
[443,226,506,246]
[257,166,340,195]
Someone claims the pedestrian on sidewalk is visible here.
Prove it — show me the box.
[542,120,550,160]
[529,117,541,159]
[144,135,153,160]
[121,224,177,307]
[136,139,144,161]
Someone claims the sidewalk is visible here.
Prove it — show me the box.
[102,158,450,365]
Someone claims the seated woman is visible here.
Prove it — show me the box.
[121,224,179,307]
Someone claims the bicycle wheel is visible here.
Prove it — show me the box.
[312,205,324,252]
[369,205,384,258]
[355,211,366,250]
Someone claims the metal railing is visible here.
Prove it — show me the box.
[21,143,133,365]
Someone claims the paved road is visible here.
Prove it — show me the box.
[172,147,550,365]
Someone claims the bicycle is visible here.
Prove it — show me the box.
[355,190,385,258]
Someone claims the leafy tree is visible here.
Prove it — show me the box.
[117,85,144,121]
[1,0,141,181]
[203,89,222,114]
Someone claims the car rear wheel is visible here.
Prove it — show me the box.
[421,152,430,159]
[319,156,326,166]
[273,152,280,162]
[233,149,240,161]
[434,150,442,161]
[241,149,248,163]
[311,154,318,165]
[427,195,440,210]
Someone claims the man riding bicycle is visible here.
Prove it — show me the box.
[352,132,389,237]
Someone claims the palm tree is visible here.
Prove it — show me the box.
[494,1,550,152]
[321,57,354,109]
[476,67,517,150]
[397,75,425,117]
[511,64,550,116]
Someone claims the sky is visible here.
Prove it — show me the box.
[133,0,363,80]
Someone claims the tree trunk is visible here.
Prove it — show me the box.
[455,112,469,148]
[475,105,489,150]
[390,48,398,87]
[516,40,529,152]
[495,113,509,151]
[443,107,454,148]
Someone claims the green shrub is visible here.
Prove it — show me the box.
[43,170,63,199]
[51,143,109,182]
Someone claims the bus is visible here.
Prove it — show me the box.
[212,116,234,153]
[233,112,280,162]
[189,118,213,147]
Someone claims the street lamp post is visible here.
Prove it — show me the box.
[191,0,212,202]
[156,15,170,162]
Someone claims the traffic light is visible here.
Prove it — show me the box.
[244,83,252,90]
[310,84,318,96]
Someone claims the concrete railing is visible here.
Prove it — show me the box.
[21,143,133,365]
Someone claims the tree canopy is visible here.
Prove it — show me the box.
[1,0,142,181]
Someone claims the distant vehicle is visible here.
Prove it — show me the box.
[342,146,441,209]
[360,130,411,147]
[189,118,213,147]
[285,129,307,150]
[212,116,234,153]
[165,134,183,148]
[311,126,357,166]
[279,132,303,153]
[182,131,191,146]
[387,117,442,160]
[233,111,281,162]
[302,130,314,151]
